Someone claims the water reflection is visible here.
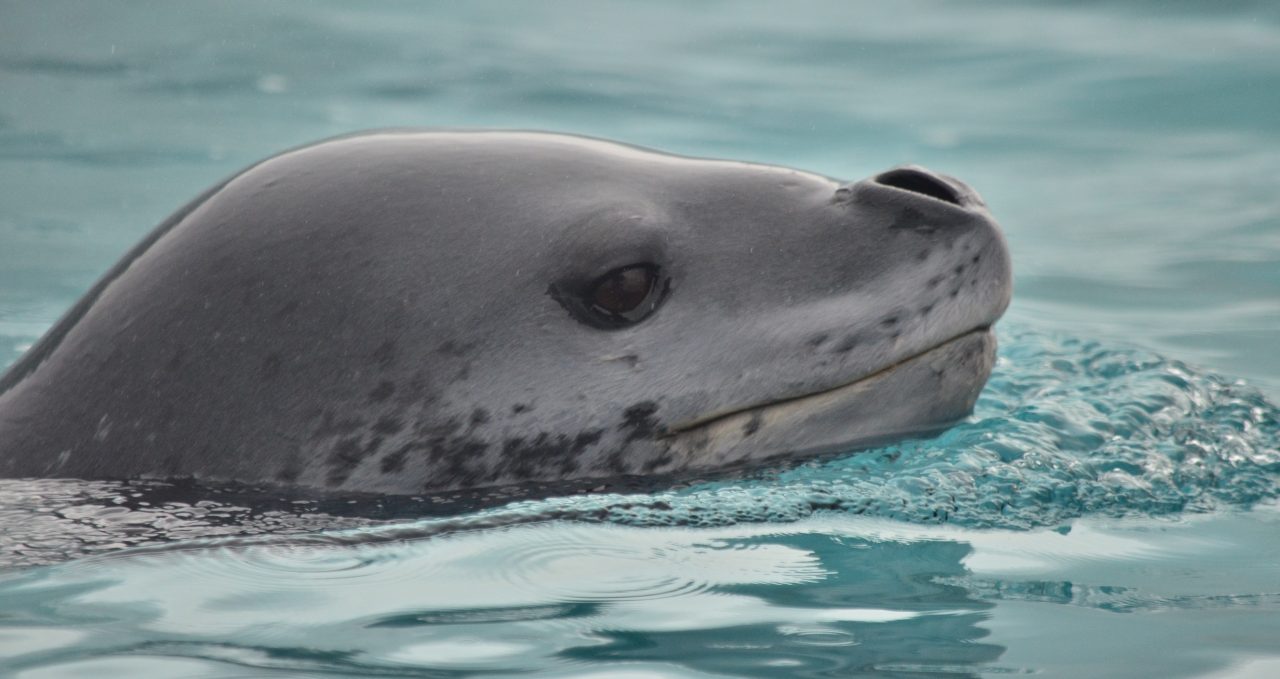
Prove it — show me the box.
[2,521,1004,677]
[5,502,1280,677]
[563,535,1001,678]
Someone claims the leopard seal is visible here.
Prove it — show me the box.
[0,130,1011,495]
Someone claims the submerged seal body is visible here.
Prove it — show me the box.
[0,131,1011,494]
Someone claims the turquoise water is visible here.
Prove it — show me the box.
[2,1,1279,676]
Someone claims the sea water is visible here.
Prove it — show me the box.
[1,1,1278,676]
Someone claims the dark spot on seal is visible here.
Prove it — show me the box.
[743,412,763,437]
[927,275,943,289]
[604,447,632,474]
[806,333,829,349]
[620,401,660,441]
[371,340,397,368]
[833,335,861,353]
[916,249,929,262]
[402,370,436,404]
[326,435,367,485]
[372,415,404,436]
[643,453,674,473]
[575,428,603,449]
[379,444,412,474]
[276,449,302,483]
[470,408,490,426]
[504,432,589,478]
[880,315,899,328]
[950,287,961,298]
[368,381,396,403]
[971,254,981,264]
[512,403,532,414]
[919,303,935,316]
[444,446,489,486]
[953,264,966,276]
[261,353,282,380]
[431,424,491,486]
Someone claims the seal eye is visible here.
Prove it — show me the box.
[587,264,663,326]
[548,262,668,329]
[593,266,653,313]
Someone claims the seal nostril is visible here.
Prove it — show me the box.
[874,168,962,206]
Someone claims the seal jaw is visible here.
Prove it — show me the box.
[664,328,996,469]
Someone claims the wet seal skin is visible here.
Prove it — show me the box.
[0,131,1011,495]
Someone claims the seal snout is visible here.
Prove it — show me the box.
[872,166,971,207]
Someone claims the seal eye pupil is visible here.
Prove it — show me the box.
[592,265,655,315]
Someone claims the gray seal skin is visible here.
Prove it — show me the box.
[0,130,1011,495]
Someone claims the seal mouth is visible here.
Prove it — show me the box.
[667,327,993,435]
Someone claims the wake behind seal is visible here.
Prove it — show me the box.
[0,131,1012,495]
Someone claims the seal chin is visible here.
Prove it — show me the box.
[665,328,996,469]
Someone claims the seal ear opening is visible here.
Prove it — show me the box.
[874,168,962,206]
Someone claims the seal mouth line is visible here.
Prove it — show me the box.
[665,326,992,435]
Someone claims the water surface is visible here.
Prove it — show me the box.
[1,1,1279,676]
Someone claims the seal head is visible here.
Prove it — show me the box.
[0,131,1011,494]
